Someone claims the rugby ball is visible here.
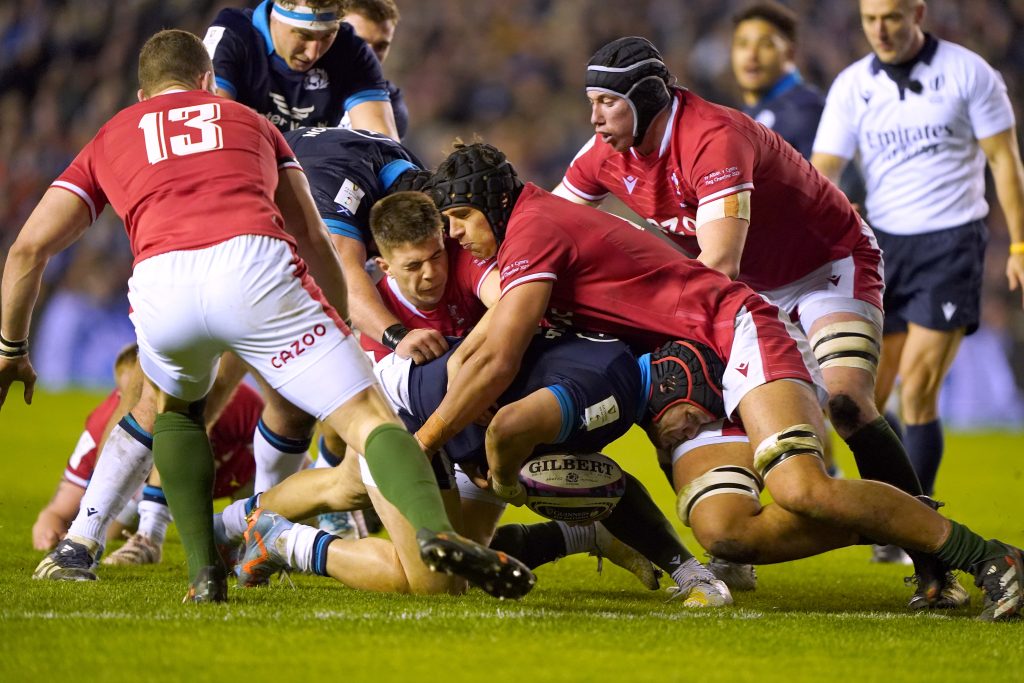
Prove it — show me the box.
[519,452,626,522]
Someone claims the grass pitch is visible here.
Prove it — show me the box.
[1,389,1022,683]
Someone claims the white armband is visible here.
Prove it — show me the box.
[696,190,751,229]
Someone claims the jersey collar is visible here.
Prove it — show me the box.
[386,277,431,318]
[870,32,938,75]
[252,0,276,56]
[635,353,652,423]
[758,69,803,105]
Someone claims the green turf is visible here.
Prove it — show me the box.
[1,390,1022,683]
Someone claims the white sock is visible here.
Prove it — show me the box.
[283,522,322,574]
[220,497,254,542]
[557,521,597,555]
[68,420,153,550]
[137,499,172,545]
[253,421,310,492]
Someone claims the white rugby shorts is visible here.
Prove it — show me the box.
[129,234,374,419]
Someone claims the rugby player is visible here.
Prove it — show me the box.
[339,0,408,139]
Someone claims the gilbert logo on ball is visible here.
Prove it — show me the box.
[519,453,626,522]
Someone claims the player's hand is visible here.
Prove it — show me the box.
[473,404,497,427]
[32,512,66,551]
[0,355,36,410]
[396,328,449,365]
[1008,253,1024,308]
[460,462,491,490]
[488,476,527,506]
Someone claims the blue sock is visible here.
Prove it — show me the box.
[883,410,905,443]
[317,436,343,468]
[904,419,943,496]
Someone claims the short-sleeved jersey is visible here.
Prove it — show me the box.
[203,0,389,131]
[341,81,409,139]
[402,332,644,468]
[283,126,421,253]
[498,184,763,358]
[813,36,1015,235]
[562,88,868,292]
[361,239,495,361]
[64,384,264,498]
[53,90,300,266]
[744,72,824,159]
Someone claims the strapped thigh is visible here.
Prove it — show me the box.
[676,465,763,527]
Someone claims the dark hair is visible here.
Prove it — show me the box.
[340,0,400,23]
[732,1,799,43]
[138,30,212,96]
[370,191,444,252]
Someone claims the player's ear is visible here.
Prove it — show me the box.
[137,88,146,102]
[374,256,390,275]
[200,70,215,94]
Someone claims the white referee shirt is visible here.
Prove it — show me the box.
[813,37,1015,235]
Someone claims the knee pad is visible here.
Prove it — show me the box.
[676,466,763,527]
[753,425,824,479]
[809,320,880,372]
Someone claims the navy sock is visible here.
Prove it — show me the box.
[312,530,337,576]
[883,410,905,443]
[490,523,567,569]
[905,420,944,496]
[318,436,343,467]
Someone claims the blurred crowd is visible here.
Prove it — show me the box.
[1,0,1022,425]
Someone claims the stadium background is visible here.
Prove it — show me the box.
[1,0,1022,429]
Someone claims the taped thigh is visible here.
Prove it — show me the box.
[752,425,824,479]
[676,466,763,527]
[809,320,880,373]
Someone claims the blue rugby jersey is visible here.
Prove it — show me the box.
[205,0,390,131]
[283,127,421,254]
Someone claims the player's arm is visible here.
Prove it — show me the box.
[979,127,1024,306]
[417,280,552,454]
[332,234,447,363]
[552,182,600,206]
[32,481,86,551]
[810,152,851,185]
[445,269,501,388]
[694,190,752,280]
[346,100,399,141]
[484,389,564,504]
[1,188,92,409]
[275,167,350,320]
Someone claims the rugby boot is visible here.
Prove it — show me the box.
[707,555,758,592]
[417,529,536,600]
[183,564,228,604]
[970,544,1024,622]
[666,558,733,608]
[102,532,162,566]
[905,571,970,610]
[33,537,100,581]
[236,508,292,588]
[592,522,661,590]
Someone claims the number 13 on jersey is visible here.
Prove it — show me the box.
[139,103,224,165]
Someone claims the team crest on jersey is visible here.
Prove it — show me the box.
[304,68,330,90]
[334,179,365,216]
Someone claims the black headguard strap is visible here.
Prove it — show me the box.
[647,339,726,423]
[586,37,672,147]
[428,143,523,247]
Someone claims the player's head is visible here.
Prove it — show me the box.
[112,343,140,394]
[860,0,926,64]
[731,1,798,100]
[340,0,399,63]
[642,339,726,450]
[137,29,214,99]
[269,0,343,72]
[370,191,450,309]
[585,36,673,151]
[429,142,523,257]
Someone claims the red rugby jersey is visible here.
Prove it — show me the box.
[562,89,870,292]
[52,89,302,266]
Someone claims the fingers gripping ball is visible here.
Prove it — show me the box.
[518,452,626,523]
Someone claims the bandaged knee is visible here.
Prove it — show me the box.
[753,425,824,478]
[809,321,879,372]
[676,466,763,527]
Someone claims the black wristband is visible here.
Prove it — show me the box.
[382,323,410,350]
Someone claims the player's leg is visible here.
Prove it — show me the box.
[245,369,315,493]
[873,331,907,413]
[896,323,964,496]
[102,472,167,566]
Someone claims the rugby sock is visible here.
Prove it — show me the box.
[489,522,567,569]
[282,522,337,576]
[152,411,218,582]
[361,423,453,533]
[935,521,1008,571]
[844,416,923,495]
[219,496,257,543]
[68,416,154,550]
[600,473,694,575]
[138,486,172,545]
[904,420,943,496]
[253,419,311,492]
[559,521,597,555]
[314,436,343,469]
[884,410,905,443]
[115,497,140,528]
